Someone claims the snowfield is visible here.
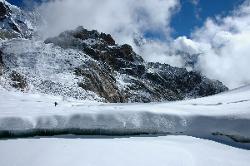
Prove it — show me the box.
[0,136,250,166]
[0,85,250,165]
[0,85,250,145]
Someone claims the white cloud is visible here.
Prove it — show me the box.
[190,0,199,5]
[139,40,184,67]
[172,36,201,54]
[176,0,250,88]
[38,0,250,89]
[38,0,184,68]
[38,0,178,45]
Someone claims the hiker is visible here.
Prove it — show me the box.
[54,102,58,107]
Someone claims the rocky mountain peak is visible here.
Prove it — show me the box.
[71,26,116,46]
[43,26,228,102]
[0,1,11,20]
[0,1,35,39]
[0,2,228,103]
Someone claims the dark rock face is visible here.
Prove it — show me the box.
[75,61,125,103]
[0,2,11,20]
[45,26,228,103]
[0,2,228,102]
[8,21,21,33]
[0,50,3,75]
[10,71,28,91]
[0,1,35,39]
[100,33,116,45]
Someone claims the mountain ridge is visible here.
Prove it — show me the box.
[0,1,228,103]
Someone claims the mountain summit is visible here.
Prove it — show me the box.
[0,1,228,103]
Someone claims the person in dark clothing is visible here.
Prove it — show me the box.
[54,102,58,107]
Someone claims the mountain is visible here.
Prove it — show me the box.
[0,1,228,103]
[0,0,36,39]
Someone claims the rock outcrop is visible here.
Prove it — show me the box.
[0,2,228,103]
[44,26,228,102]
[0,50,3,75]
[0,1,34,39]
[9,71,27,91]
[0,1,11,20]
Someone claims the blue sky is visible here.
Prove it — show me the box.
[7,0,28,6]
[171,0,246,38]
[7,0,246,38]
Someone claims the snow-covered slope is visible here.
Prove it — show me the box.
[0,39,104,101]
[0,1,228,103]
[0,27,228,103]
[0,0,36,39]
[0,135,249,166]
[0,85,250,148]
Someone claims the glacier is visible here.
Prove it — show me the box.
[0,85,250,149]
[0,135,250,166]
[0,85,250,165]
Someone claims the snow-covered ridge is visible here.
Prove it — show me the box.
[0,27,228,103]
[0,39,104,101]
[0,0,37,39]
[1,1,228,103]
[0,85,250,149]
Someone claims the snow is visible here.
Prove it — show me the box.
[0,136,249,166]
[0,85,250,165]
[1,1,249,165]
[0,39,103,101]
[0,0,35,37]
[0,85,250,147]
[115,72,132,90]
